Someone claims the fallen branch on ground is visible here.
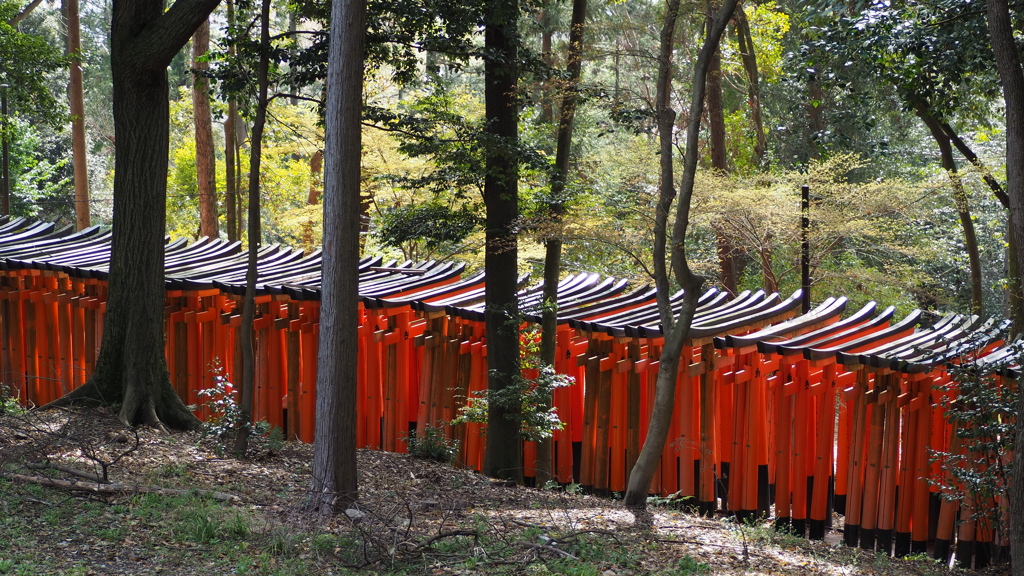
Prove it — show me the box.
[520,541,578,559]
[27,462,104,483]
[2,472,240,502]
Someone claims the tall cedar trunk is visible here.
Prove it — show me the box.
[915,104,984,315]
[807,80,823,159]
[1010,223,1024,329]
[734,9,766,165]
[482,0,523,483]
[193,19,218,239]
[224,109,237,242]
[48,0,220,428]
[538,0,587,485]
[310,0,364,512]
[623,0,737,510]
[986,1,1024,572]
[233,0,270,455]
[706,12,738,295]
[64,0,90,230]
[538,8,554,125]
[223,0,238,242]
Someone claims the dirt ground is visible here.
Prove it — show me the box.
[0,407,1009,575]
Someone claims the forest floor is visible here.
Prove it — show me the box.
[0,406,1010,576]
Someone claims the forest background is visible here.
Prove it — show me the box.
[2,0,1013,325]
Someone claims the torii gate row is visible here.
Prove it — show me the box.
[0,218,1017,564]
[716,300,1013,567]
[0,222,800,491]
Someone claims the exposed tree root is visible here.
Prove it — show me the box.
[37,376,201,433]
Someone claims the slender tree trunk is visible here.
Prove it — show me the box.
[47,0,220,428]
[310,0,365,513]
[193,19,218,239]
[985,1,1024,572]
[940,121,1010,209]
[706,15,726,173]
[623,0,737,511]
[233,0,270,456]
[482,0,523,483]
[706,10,738,295]
[8,0,44,25]
[537,0,587,486]
[915,104,984,315]
[734,8,766,165]
[303,149,323,252]
[624,0,684,508]
[64,0,91,230]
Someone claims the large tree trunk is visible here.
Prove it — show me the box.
[623,0,737,511]
[537,0,587,486]
[48,0,220,428]
[193,19,218,239]
[482,0,523,483]
[309,0,364,512]
[985,1,1024,573]
[233,0,270,456]
[64,0,90,230]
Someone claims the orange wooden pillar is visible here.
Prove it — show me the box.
[908,379,932,555]
[859,374,888,551]
[609,344,630,493]
[774,368,795,531]
[553,326,579,483]
[842,369,869,546]
[284,303,302,441]
[808,372,837,540]
[875,373,901,556]
[591,345,615,492]
[299,308,318,443]
[364,312,385,449]
[464,338,485,471]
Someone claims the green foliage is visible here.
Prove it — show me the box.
[191,361,243,439]
[7,118,73,224]
[670,555,712,575]
[824,0,999,124]
[0,1,66,127]
[647,491,693,510]
[402,423,460,463]
[375,202,483,253]
[0,383,20,415]
[690,154,943,314]
[929,342,1020,536]
[179,500,252,544]
[453,365,574,442]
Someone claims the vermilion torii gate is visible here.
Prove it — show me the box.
[0,217,1016,568]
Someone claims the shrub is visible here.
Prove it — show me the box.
[403,424,460,463]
